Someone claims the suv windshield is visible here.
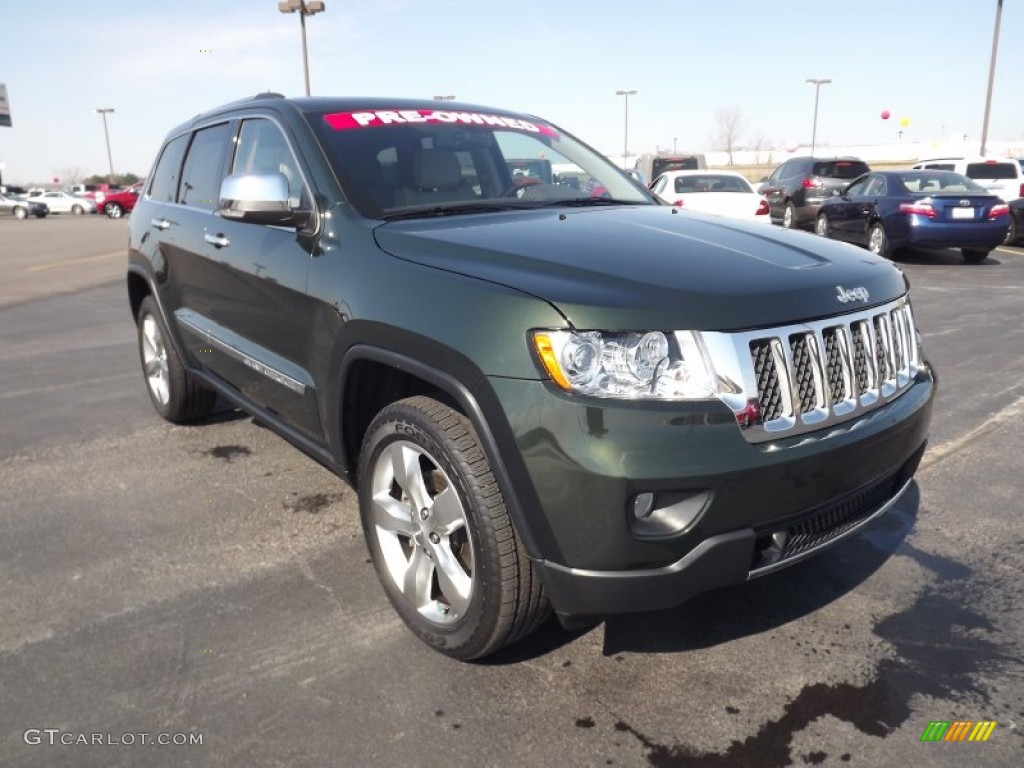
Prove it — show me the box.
[309,108,652,218]
[812,160,870,179]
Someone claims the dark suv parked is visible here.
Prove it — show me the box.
[128,95,934,659]
[762,156,871,229]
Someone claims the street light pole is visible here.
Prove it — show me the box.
[615,90,637,169]
[94,108,115,181]
[278,0,326,97]
[805,78,831,156]
[980,0,1003,157]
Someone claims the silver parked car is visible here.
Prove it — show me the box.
[0,193,49,219]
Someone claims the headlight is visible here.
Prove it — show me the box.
[531,330,717,400]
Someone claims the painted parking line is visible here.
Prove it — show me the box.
[26,251,124,272]
[995,246,1022,255]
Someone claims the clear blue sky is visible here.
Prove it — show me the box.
[1,0,1020,184]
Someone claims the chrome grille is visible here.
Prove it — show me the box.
[750,340,784,421]
[822,328,846,404]
[694,296,920,444]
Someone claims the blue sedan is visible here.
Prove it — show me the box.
[815,170,1010,262]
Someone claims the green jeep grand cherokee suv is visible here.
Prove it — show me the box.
[128,95,935,659]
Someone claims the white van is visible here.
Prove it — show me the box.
[911,157,1023,202]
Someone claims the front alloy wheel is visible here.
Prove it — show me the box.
[358,396,549,660]
[370,438,475,626]
[815,213,829,238]
[71,204,84,215]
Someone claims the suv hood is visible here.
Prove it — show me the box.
[373,206,906,330]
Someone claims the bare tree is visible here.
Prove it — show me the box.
[750,132,771,165]
[712,106,746,166]
[53,167,84,187]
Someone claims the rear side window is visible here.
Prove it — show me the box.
[965,162,1018,180]
[179,123,232,210]
[147,134,188,203]
[652,156,700,176]
[812,160,869,179]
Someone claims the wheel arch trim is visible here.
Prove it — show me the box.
[337,343,556,562]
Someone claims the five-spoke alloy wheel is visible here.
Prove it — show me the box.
[358,396,549,660]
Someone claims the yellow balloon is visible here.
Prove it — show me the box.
[899,116,911,128]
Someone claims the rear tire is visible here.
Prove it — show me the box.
[358,396,549,660]
[814,213,830,238]
[782,202,797,229]
[1004,218,1017,246]
[136,295,217,423]
[13,206,27,220]
[867,223,892,258]
[104,202,124,219]
[962,249,989,263]
[71,204,84,215]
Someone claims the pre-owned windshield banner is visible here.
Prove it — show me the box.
[324,109,557,137]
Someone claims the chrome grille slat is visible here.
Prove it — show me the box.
[699,296,920,444]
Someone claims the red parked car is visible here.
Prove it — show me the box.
[99,186,139,219]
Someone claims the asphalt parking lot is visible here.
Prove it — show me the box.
[1,215,1022,767]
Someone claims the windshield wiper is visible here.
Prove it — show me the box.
[381,202,524,221]
[533,198,648,207]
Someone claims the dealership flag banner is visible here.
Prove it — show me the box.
[0,84,11,127]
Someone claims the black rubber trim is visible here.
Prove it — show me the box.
[536,529,755,618]
[338,344,554,562]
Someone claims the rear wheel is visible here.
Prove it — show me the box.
[136,295,217,423]
[962,249,989,263]
[71,203,85,215]
[814,213,830,238]
[782,202,797,229]
[867,223,892,258]
[13,206,27,220]
[104,202,124,219]
[358,396,549,660]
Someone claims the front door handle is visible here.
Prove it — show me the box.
[204,232,230,248]
[151,218,171,230]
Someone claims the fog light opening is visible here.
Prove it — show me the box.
[628,489,712,539]
[633,492,656,520]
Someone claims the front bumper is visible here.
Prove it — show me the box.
[488,363,934,619]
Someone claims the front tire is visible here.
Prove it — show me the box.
[71,204,84,215]
[814,213,830,238]
[104,202,124,219]
[136,295,217,423]
[962,249,989,263]
[867,223,892,258]
[358,396,549,660]
[782,202,797,229]
[13,206,27,220]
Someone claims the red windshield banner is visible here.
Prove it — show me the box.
[323,109,558,137]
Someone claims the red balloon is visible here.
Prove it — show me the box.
[881,110,891,120]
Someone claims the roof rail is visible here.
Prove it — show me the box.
[252,91,286,100]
